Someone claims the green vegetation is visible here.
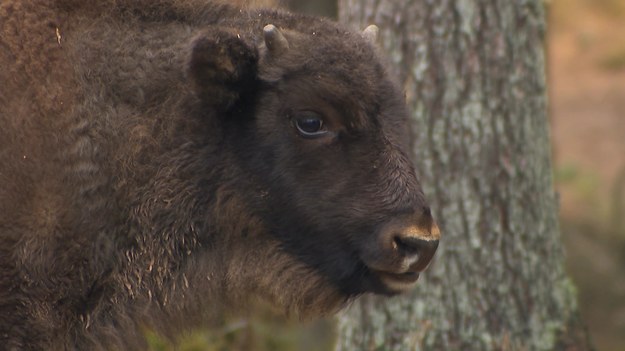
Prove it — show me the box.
[146,314,336,351]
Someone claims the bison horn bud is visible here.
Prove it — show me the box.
[362,24,379,44]
[263,24,289,56]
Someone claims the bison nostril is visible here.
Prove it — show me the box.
[392,235,439,270]
[393,235,421,255]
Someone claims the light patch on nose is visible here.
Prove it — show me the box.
[402,223,440,241]
[429,222,441,240]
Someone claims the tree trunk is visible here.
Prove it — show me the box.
[336,1,592,350]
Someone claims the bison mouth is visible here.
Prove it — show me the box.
[342,260,422,296]
[369,269,420,294]
[359,266,421,295]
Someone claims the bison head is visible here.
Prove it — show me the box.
[188,19,440,315]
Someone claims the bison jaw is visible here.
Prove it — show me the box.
[220,237,350,317]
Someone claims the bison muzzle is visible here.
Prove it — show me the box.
[0,0,440,349]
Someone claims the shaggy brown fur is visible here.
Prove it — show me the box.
[0,0,439,349]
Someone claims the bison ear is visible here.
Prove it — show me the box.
[188,29,259,111]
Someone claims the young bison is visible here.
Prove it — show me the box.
[0,0,440,349]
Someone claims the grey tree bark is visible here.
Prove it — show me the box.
[336,1,592,350]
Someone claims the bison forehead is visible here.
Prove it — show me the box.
[256,16,385,80]
[283,29,382,80]
[258,29,401,130]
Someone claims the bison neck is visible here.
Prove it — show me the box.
[114,143,347,318]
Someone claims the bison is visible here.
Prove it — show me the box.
[0,0,440,349]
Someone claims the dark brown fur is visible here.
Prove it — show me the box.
[0,0,439,349]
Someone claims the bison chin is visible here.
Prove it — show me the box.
[220,238,351,318]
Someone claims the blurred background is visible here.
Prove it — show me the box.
[150,0,625,349]
[549,0,625,350]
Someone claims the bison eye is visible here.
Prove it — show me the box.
[293,111,328,138]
